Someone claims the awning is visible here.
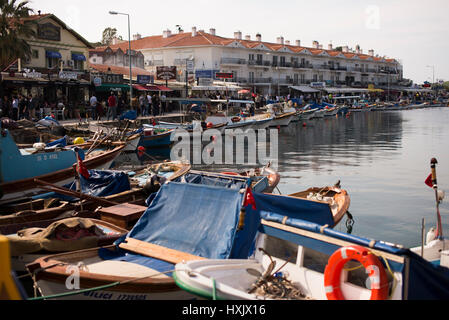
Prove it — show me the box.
[289,86,320,93]
[146,85,172,92]
[95,83,131,92]
[71,53,86,61]
[322,87,370,94]
[46,51,62,59]
[133,84,149,91]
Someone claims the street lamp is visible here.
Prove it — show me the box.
[109,11,133,109]
[426,65,435,84]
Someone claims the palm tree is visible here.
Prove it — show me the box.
[0,0,35,70]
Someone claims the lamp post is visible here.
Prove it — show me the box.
[426,65,435,85]
[109,11,133,109]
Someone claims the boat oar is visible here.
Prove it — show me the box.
[33,179,119,208]
[430,158,444,239]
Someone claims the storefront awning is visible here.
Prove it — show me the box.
[323,87,370,94]
[289,86,320,93]
[95,83,131,92]
[71,53,86,61]
[146,85,172,92]
[46,51,62,59]
[133,84,149,91]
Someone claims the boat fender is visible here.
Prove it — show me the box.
[324,245,389,300]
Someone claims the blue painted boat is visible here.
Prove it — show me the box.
[138,128,174,148]
[175,210,449,300]
[0,128,125,203]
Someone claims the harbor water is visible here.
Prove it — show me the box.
[114,107,449,249]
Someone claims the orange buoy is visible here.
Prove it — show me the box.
[324,245,389,300]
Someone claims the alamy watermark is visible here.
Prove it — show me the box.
[170,128,279,168]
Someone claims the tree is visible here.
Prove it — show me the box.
[101,27,122,46]
[0,0,36,70]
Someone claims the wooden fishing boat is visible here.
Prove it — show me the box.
[269,112,296,127]
[297,109,317,121]
[27,180,263,300]
[311,109,326,119]
[0,129,125,203]
[174,212,449,300]
[288,185,351,227]
[4,218,128,272]
[221,165,281,194]
[139,128,174,148]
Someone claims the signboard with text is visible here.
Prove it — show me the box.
[157,66,177,81]
[215,72,234,79]
[137,75,154,85]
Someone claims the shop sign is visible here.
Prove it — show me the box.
[310,82,326,88]
[93,77,102,87]
[137,75,154,85]
[157,66,177,81]
[37,23,61,41]
[59,71,79,80]
[99,73,124,84]
[23,70,42,79]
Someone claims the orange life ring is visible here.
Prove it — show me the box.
[324,245,389,300]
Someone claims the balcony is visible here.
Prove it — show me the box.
[221,58,247,65]
[292,63,314,69]
[248,60,270,68]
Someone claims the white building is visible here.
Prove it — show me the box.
[101,27,403,96]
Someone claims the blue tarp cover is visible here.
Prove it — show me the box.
[120,182,247,260]
[34,169,131,201]
[173,172,250,190]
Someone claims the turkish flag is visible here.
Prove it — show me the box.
[244,188,257,210]
[425,174,433,188]
[77,153,90,179]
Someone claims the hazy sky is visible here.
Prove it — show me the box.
[28,0,449,84]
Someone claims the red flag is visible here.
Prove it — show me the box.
[244,188,257,210]
[77,153,90,179]
[425,174,433,188]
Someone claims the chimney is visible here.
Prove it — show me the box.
[234,31,242,40]
[342,46,349,53]
[369,49,374,56]
[295,40,301,47]
[328,43,333,50]
[285,40,290,45]
[192,27,197,37]
[245,35,251,41]
[313,41,319,49]
[277,36,284,45]
[256,33,262,42]
[209,28,216,36]
[163,29,172,38]
[133,33,142,41]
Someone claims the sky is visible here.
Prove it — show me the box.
[28,0,449,84]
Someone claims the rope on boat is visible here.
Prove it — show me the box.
[248,248,308,300]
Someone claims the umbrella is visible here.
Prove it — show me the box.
[238,89,251,95]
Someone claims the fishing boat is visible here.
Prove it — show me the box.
[221,164,281,194]
[311,109,326,119]
[27,180,264,300]
[3,218,128,272]
[265,104,297,127]
[288,184,351,227]
[138,127,174,148]
[297,109,317,121]
[174,211,449,300]
[0,129,125,203]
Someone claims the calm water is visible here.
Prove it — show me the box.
[115,108,449,249]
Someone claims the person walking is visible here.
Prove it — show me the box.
[12,96,19,121]
[143,93,149,117]
[19,95,29,120]
[107,92,118,121]
[28,94,37,120]
[90,94,98,120]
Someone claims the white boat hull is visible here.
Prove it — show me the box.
[35,280,194,301]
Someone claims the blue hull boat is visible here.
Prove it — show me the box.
[138,128,174,148]
[0,129,125,203]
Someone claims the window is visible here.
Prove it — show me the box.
[280,56,286,67]
[46,57,59,69]
[313,74,318,82]
[300,74,305,83]
[74,60,84,70]
[256,54,263,62]
[272,56,278,66]
[249,54,255,61]
[32,50,39,59]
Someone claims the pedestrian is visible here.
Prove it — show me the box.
[143,93,149,117]
[147,93,152,116]
[107,92,118,121]
[12,96,19,121]
[19,95,29,120]
[90,94,98,120]
[28,94,37,120]
[138,94,145,117]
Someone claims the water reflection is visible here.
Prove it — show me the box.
[112,109,449,248]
